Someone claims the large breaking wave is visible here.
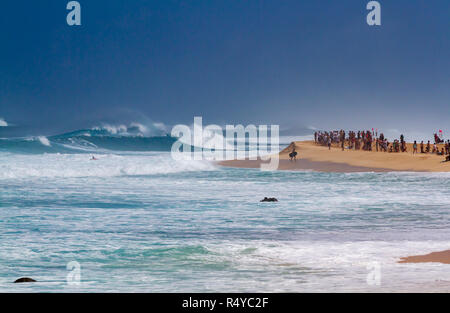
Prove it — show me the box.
[0,123,219,179]
[0,124,177,154]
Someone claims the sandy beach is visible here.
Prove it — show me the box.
[399,250,450,265]
[220,141,450,172]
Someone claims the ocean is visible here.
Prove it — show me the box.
[1,128,450,292]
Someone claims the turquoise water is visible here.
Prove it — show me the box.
[1,130,450,292]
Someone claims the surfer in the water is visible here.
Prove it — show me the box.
[91,155,98,161]
[289,146,298,162]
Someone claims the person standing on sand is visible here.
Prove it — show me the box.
[413,141,418,154]
[289,146,298,162]
[327,137,331,150]
[400,134,406,152]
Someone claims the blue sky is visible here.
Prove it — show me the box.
[0,0,449,138]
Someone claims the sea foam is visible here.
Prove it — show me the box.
[0,152,217,179]
[38,136,51,146]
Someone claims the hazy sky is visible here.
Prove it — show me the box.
[0,0,449,138]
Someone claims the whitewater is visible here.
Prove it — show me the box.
[1,127,450,292]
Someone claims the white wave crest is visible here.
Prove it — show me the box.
[94,124,128,135]
[0,118,8,127]
[38,136,51,147]
[93,121,168,137]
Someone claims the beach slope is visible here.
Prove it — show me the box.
[399,250,450,265]
[220,141,450,172]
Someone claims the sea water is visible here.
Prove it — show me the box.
[1,132,450,292]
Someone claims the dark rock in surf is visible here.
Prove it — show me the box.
[14,277,36,283]
[260,197,278,202]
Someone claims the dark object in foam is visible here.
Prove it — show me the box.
[14,277,36,283]
[260,197,278,202]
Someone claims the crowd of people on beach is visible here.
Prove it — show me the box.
[314,130,450,162]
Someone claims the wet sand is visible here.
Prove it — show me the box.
[220,158,394,172]
[399,250,450,265]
